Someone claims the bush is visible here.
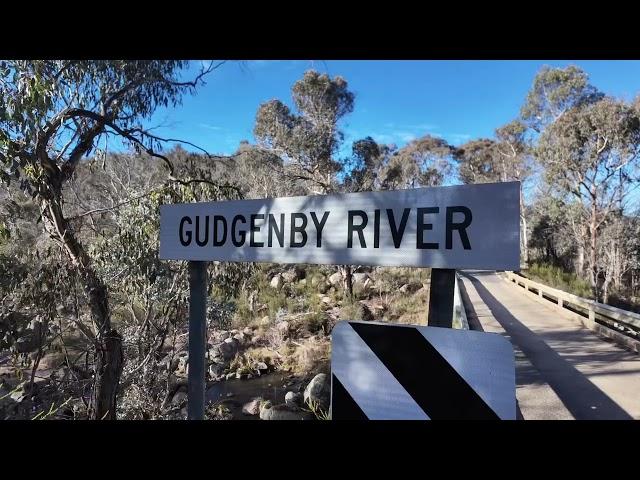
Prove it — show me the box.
[524,262,594,299]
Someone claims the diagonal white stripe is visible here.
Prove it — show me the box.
[331,322,429,420]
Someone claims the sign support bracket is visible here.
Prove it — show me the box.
[427,268,456,328]
[187,260,208,420]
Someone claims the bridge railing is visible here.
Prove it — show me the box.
[503,271,640,353]
[452,272,469,330]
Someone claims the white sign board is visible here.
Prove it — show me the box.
[159,181,520,270]
[331,321,516,420]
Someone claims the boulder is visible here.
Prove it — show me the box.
[255,362,268,372]
[218,340,238,360]
[259,401,313,420]
[399,282,422,294]
[352,272,371,287]
[285,391,303,408]
[171,391,187,408]
[303,373,330,411]
[270,274,283,289]
[208,363,225,379]
[328,272,342,286]
[260,315,270,326]
[242,326,253,336]
[242,397,263,416]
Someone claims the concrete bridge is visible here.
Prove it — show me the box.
[459,270,640,420]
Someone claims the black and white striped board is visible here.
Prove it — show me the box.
[330,321,515,420]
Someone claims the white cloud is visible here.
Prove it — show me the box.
[199,123,223,131]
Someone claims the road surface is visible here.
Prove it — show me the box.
[459,270,640,420]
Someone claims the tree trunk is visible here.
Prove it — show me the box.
[577,245,584,276]
[590,201,598,298]
[339,265,354,299]
[520,188,529,266]
[42,196,123,420]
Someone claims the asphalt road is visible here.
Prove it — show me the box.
[459,270,640,420]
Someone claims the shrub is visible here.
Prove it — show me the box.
[525,262,594,299]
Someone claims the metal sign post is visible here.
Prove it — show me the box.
[187,260,207,420]
[428,268,456,328]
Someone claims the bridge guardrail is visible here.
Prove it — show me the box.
[503,271,640,353]
[452,273,469,330]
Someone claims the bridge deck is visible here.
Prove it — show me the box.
[459,270,640,420]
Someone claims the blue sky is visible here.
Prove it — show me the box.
[143,60,640,160]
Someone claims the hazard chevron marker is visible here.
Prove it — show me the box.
[330,321,516,420]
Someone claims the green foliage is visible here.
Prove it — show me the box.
[520,65,604,131]
[304,398,331,420]
[525,262,594,299]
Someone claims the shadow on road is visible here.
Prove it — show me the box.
[460,271,633,420]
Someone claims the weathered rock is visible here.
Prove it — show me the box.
[285,391,303,408]
[328,272,342,286]
[232,333,245,345]
[218,338,239,361]
[320,295,332,305]
[352,272,371,286]
[259,401,313,420]
[171,391,187,407]
[255,361,268,372]
[270,274,283,289]
[218,331,231,341]
[399,282,423,294]
[299,278,307,286]
[225,373,235,381]
[242,397,263,416]
[242,326,253,336]
[260,315,270,326]
[304,373,330,410]
[208,363,225,378]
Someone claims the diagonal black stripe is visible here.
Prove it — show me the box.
[350,323,499,420]
[331,374,368,420]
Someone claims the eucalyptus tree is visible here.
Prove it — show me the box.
[253,70,358,295]
[536,96,640,297]
[253,69,354,195]
[379,135,454,190]
[520,64,604,132]
[0,60,224,419]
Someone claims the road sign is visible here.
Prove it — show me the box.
[159,182,520,270]
[330,321,516,420]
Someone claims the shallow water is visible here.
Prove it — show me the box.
[205,372,300,419]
